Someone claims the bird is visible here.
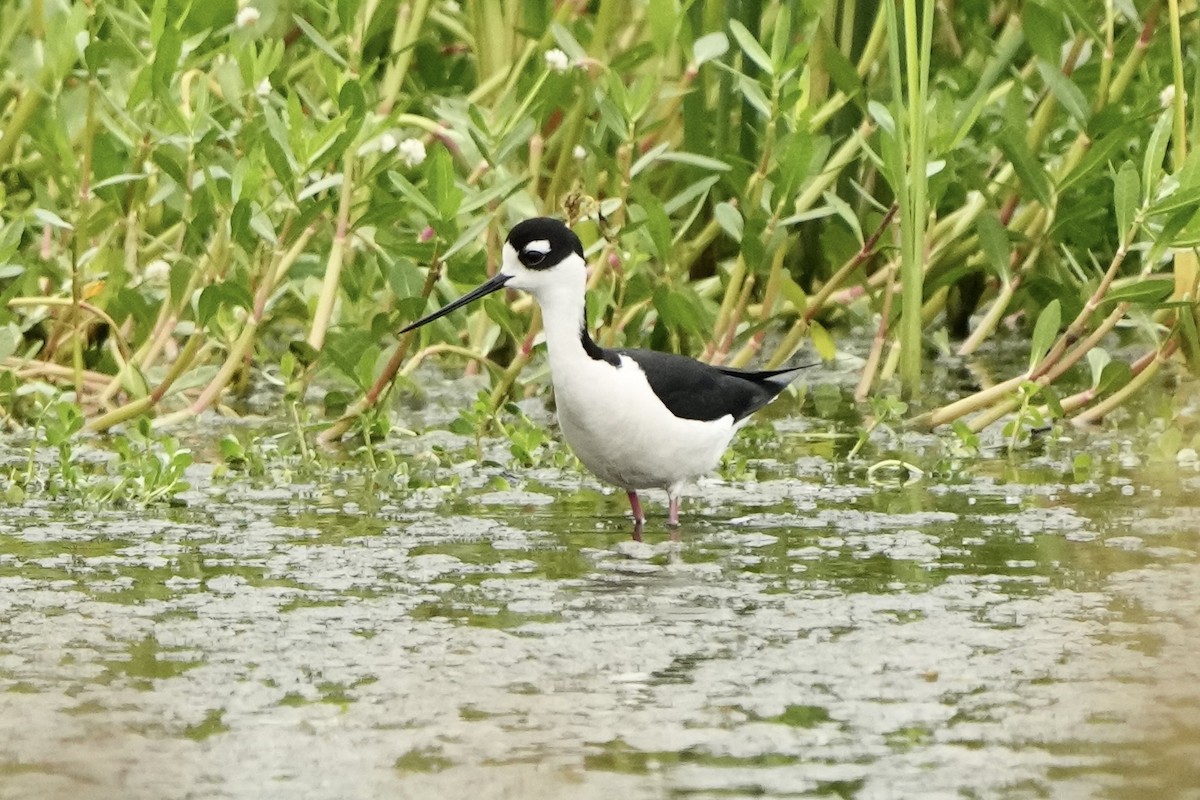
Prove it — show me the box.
[401,217,808,530]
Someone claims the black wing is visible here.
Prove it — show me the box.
[617,348,805,422]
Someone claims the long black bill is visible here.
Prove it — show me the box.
[400,273,512,334]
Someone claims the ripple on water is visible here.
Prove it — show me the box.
[0,429,1198,799]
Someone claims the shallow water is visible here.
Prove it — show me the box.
[1,386,1199,799]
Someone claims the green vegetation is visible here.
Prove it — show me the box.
[0,0,1196,470]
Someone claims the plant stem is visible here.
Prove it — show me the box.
[307,155,356,352]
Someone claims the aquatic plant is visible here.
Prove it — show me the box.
[0,0,1194,453]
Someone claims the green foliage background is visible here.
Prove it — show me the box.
[0,0,1196,442]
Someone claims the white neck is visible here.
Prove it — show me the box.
[530,272,590,370]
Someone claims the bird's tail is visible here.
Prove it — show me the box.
[763,363,816,387]
[718,361,818,388]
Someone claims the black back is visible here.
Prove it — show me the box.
[506,217,584,270]
[613,347,798,422]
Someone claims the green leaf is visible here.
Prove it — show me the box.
[1029,298,1061,370]
[459,175,528,215]
[1058,118,1141,194]
[714,202,743,241]
[1113,160,1140,240]
[197,282,254,328]
[1086,347,1111,389]
[324,329,376,388]
[778,206,837,226]
[652,151,732,171]
[736,72,772,117]
[664,176,720,215]
[263,134,295,189]
[769,5,791,69]
[0,220,22,264]
[1022,2,1064,64]
[33,208,73,231]
[652,285,709,337]
[729,20,773,75]
[338,79,366,118]
[385,173,440,219]
[692,32,728,65]
[169,261,191,308]
[1036,60,1089,125]
[306,111,354,168]
[867,99,895,134]
[646,0,679,55]
[426,147,463,221]
[996,128,1053,207]
[549,22,588,63]
[443,215,491,260]
[1154,208,1200,253]
[1142,109,1174,195]
[152,26,183,104]
[639,195,673,260]
[809,320,836,361]
[296,173,342,203]
[337,0,364,34]
[976,212,1012,285]
[1095,360,1132,396]
[0,323,20,362]
[1102,278,1174,306]
[1147,182,1200,217]
[821,34,863,101]
[292,15,347,67]
[823,191,862,245]
[1042,385,1064,418]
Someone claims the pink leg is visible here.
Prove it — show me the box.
[667,495,681,527]
[627,491,645,524]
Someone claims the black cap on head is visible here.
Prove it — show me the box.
[506,217,584,270]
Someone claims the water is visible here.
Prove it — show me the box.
[1,385,1198,799]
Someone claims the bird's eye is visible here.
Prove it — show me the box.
[522,249,546,265]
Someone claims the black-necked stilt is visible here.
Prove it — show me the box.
[402,217,807,529]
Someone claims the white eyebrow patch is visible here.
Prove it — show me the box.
[524,239,551,254]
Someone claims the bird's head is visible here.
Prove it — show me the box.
[499,217,586,296]
[400,217,586,334]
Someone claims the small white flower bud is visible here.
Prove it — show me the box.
[399,137,426,168]
[545,48,570,73]
[236,6,260,28]
[145,259,171,285]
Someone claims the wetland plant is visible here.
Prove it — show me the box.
[0,0,1195,489]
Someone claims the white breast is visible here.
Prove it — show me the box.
[549,353,737,494]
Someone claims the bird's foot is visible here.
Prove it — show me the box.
[626,491,646,525]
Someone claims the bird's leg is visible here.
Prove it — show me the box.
[627,491,645,525]
[667,495,681,528]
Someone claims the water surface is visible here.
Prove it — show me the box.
[1,385,1198,799]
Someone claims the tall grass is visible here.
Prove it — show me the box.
[0,0,1195,447]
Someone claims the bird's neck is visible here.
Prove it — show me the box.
[534,280,595,369]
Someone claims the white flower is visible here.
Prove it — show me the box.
[255,77,271,97]
[1159,84,1186,109]
[144,259,171,285]
[236,5,260,28]
[398,137,426,168]
[378,132,398,153]
[573,145,587,160]
[544,48,570,73]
